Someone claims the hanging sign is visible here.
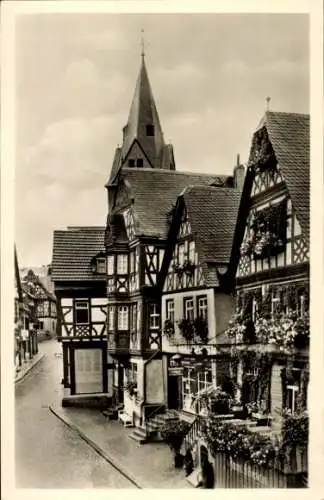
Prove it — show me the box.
[181,357,197,367]
[168,366,183,376]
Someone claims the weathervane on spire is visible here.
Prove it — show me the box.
[141,29,145,59]
[266,96,271,111]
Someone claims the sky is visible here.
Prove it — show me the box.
[15,13,309,267]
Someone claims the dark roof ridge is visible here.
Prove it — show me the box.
[184,185,241,193]
[266,110,310,118]
[65,226,106,231]
[122,166,230,178]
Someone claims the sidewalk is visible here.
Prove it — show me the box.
[15,348,46,383]
[49,403,193,489]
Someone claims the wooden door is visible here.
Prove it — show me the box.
[168,376,181,409]
[74,348,103,394]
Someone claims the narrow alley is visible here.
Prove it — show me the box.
[15,339,136,488]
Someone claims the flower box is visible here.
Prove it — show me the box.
[210,400,230,415]
[251,413,272,427]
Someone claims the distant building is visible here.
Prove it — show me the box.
[20,268,57,339]
[14,247,39,369]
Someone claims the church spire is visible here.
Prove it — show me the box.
[141,28,145,59]
[121,53,168,169]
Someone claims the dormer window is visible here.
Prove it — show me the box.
[128,159,135,168]
[96,258,106,274]
[146,124,154,136]
[136,158,143,168]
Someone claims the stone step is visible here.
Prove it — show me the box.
[128,433,147,444]
[152,414,178,426]
[102,410,118,420]
[128,426,148,444]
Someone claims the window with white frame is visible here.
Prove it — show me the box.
[197,368,212,412]
[166,299,175,324]
[197,296,208,320]
[117,254,128,274]
[75,300,89,324]
[117,305,129,330]
[287,368,301,413]
[271,292,281,319]
[189,241,195,263]
[178,244,185,266]
[182,368,197,412]
[44,301,49,316]
[149,303,160,329]
[108,305,115,331]
[184,297,194,321]
[107,255,114,275]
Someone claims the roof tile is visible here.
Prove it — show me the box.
[121,167,233,239]
[264,111,310,242]
[52,227,106,282]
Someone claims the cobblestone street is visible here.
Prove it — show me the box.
[15,339,136,488]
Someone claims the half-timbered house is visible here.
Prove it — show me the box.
[221,111,310,418]
[103,54,241,429]
[158,185,242,416]
[52,226,112,403]
[15,246,40,369]
[21,269,57,339]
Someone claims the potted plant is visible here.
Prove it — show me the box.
[209,387,232,415]
[178,318,195,343]
[183,260,196,276]
[247,402,272,426]
[160,420,190,468]
[193,315,208,343]
[124,381,137,397]
[163,319,175,340]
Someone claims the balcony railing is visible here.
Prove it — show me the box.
[107,331,130,355]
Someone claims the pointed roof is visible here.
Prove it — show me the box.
[262,111,309,242]
[121,56,165,167]
[225,110,310,285]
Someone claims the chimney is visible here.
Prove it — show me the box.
[233,154,245,191]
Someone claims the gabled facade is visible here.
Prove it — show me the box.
[222,111,310,417]
[52,227,113,399]
[21,269,57,338]
[159,186,242,414]
[14,246,39,370]
[103,55,239,426]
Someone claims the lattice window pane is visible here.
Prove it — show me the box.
[107,255,114,275]
[117,306,129,330]
[117,254,128,274]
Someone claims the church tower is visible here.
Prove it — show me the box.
[107,55,175,187]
